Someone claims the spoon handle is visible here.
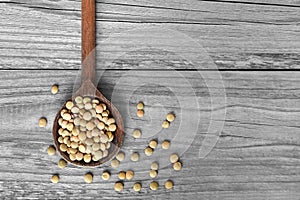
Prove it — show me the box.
[82,0,96,85]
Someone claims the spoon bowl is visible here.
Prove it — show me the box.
[53,80,124,167]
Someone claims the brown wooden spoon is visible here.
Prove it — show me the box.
[52,0,124,167]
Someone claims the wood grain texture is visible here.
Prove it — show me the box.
[0,0,299,69]
[0,70,300,199]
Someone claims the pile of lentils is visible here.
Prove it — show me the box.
[57,95,117,163]
[41,84,183,192]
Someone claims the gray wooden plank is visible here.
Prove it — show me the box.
[0,70,299,199]
[0,1,299,69]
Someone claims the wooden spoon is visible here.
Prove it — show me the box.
[52,0,124,167]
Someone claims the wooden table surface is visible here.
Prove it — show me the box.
[0,0,300,199]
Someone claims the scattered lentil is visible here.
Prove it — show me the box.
[144,147,153,156]
[170,154,179,163]
[149,140,158,149]
[130,152,140,162]
[114,182,124,192]
[165,180,174,189]
[116,152,125,162]
[132,129,142,139]
[162,120,170,129]
[84,173,93,183]
[47,145,56,156]
[136,102,144,110]
[151,162,159,170]
[149,181,159,191]
[166,113,175,122]
[51,175,59,183]
[111,159,120,168]
[58,159,67,169]
[118,171,126,180]
[133,182,142,192]
[126,170,134,180]
[173,161,182,171]
[38,117,47,127]
[51,84,59,94]
[162,140,170,150]
[102,171,111,181]
[150,170,158,178]
[136,110,144,118]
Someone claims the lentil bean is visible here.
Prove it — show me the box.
[162,120,170,129]
[114,182,124,192]
[130,152,139,162]
[76,152,83,161]
[133,182,142,192]
[85,145,93,154]
[118,171,126,180]
[162,140,170,149]
[66,101,74,110]
[58,136,64,144]
[150,170,158,178]
[111,159,120,168]
[95,105,103,113]
[173,161,182,171]
[92,99,99,104]
[126,170,134,180]
[107,132,114,142]
[103,150,108,157]
[78,132,87,142]
[83,97,91,104]
[69,148,77,154]
[170,154,179,163]
[51,175,59,183]
[136,110,144,118]
[97,122,105,130]
[100,143,106,151]
[149,140,158,149]
[66,123,74,132]
[63,113,72,121]
[100,103,107,110]
[51,84,59,94]
[149,181,159,191]
[47,145,56,156]
[132,129,142,139]
[84,103,93,110]
[116,152,125,162]
[93,136,100,143]
[102,111,109,117]
[85,138,94,146]
[38,117,47,127]
[71,142,78,149]
[78,145,86,153]
[108,124,116,132]
[165,180,173,189]
[84,154,92,163]
[94,151,103,161]
[69,153,76,161]
[74,118,81,126]
[84,173,93,183]
[92,128,100,137]
[86,131,93,138]
[102,171,111,181]
[100,134,108,143]
[71,107,79,114]
[136,102,144,110]
[107,118,115,125]
[60,144,67,152]
[92,143,100,151]
[144,147,153,156]
[86,122,95,131]
[83,112,92,121]
[75,96,83,104]
[58,159,67,169]
[151,162,159,170]
[166,113,175,122]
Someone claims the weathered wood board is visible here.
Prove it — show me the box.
[0,0,300,199]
